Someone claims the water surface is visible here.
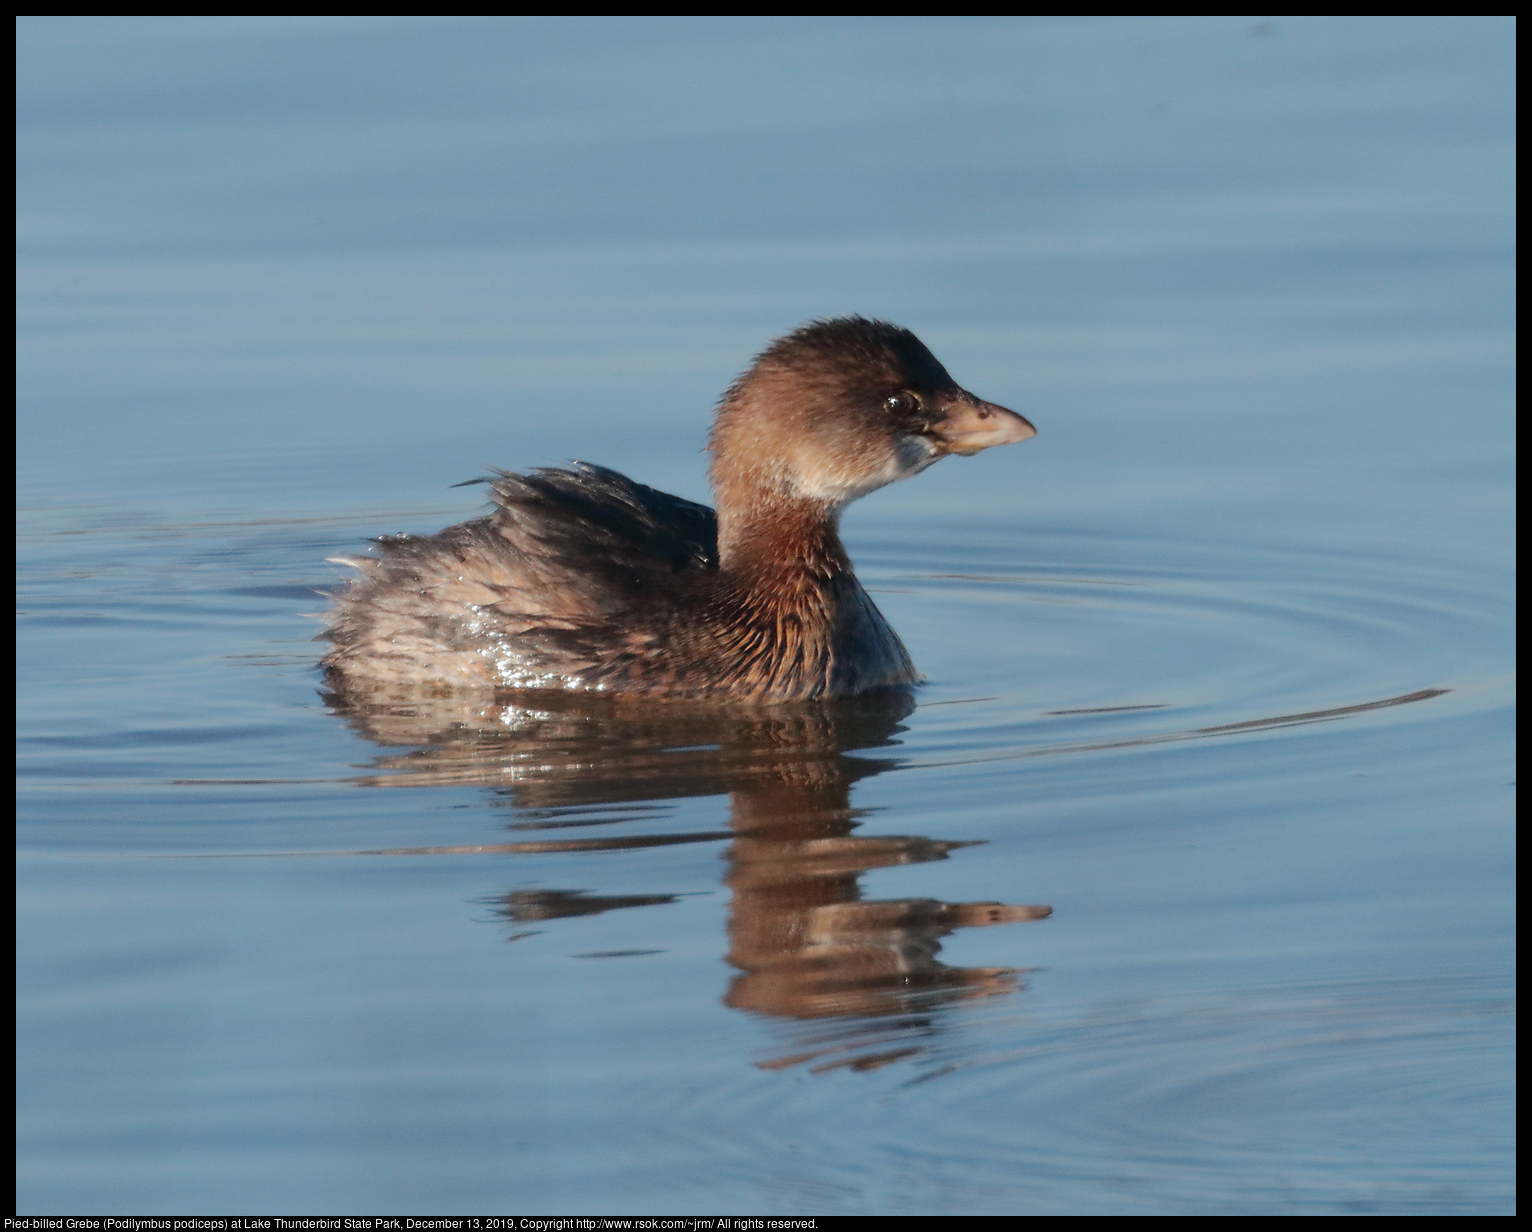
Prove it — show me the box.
[17,16,1514,1215]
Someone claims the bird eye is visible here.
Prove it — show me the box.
[884,393,918,416]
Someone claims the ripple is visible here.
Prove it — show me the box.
[865,524,1510,765]
[653,976,1513,1215]
[887,977,1515,1213]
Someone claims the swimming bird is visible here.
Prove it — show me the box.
[320,316,1035,702]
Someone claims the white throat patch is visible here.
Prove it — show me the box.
[790,434,941,505]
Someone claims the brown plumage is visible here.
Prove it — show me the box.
[319,316,1035,702]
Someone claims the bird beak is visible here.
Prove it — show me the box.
[934,395,1037,456]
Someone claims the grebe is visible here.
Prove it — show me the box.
[320,316,1035,702]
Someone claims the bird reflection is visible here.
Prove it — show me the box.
[326,685,1051,1071]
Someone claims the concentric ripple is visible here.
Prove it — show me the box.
[859,522,1509,767]
[633,976,1513,1215]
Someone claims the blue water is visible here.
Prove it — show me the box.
[17,16,1514,1215]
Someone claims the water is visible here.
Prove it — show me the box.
[17,16,1514,1215]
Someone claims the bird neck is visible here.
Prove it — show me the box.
[714,481,851,586]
